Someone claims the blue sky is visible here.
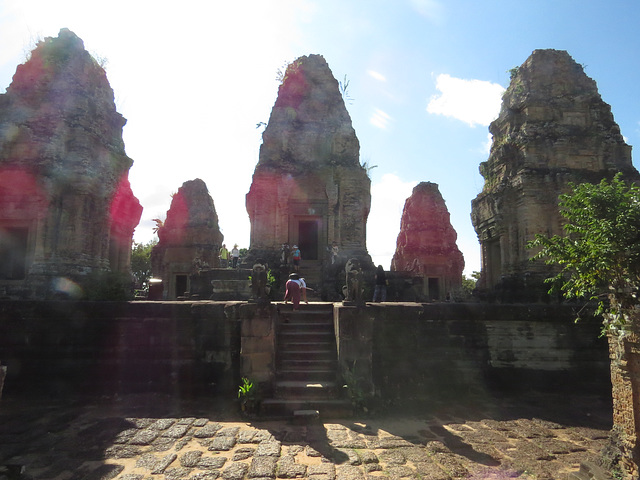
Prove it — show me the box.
[2,0,640,275]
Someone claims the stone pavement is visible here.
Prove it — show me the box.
[0,392,613,480]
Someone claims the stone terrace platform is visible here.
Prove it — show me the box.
[0,391,613,480]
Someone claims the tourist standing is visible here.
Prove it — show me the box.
[292,245,301,272]
[219,244,229,268]
[231,244,240,268]
[372,265,387,302]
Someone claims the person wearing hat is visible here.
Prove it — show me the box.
[284,272,301,310]
[292,245,301,272]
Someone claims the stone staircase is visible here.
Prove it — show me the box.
[261,302,352,419]
[297,260,323,301]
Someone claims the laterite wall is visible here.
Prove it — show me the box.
[0,301,611,401]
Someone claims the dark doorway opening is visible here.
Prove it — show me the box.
[175,274,188,298]
[0,227,28,280]
[428,277,440,301]
[298,220,319,260]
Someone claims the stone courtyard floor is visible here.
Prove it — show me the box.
[0,391,613,480]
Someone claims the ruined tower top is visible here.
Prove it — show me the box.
[484,48,633,188]
[1,28,131,190]
[257,54,361,172]
[157,178,223,247]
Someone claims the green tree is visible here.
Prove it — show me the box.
[131,240,157,290]
[528,174,640,478]
[528,174,640,334]
[461,271,480,296]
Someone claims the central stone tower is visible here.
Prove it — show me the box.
[246,55,372,296]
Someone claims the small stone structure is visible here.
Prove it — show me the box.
[392,182,464,300]
[0,29,142,299]
[471,49,640,300]
[151,178,223,299]
[246,55,373,298]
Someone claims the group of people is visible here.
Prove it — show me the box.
[280,243,302,272]
[219,244,240,268]
[220,241,388,306]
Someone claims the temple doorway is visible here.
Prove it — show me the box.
[0,226,29,280]
[175,274,188,298]
[427,277,440,301]
[298,219,319,260]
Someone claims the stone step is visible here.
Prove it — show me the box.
[279,322,333,333]
[277,302,333,313]
[278,358,335,370]
[292,409,320,425]
[274,380,341,399]
[279,316,333,326]
[267,300,343,419]
[278,331,334,344]
[276,370,336,383]
[278,349,336,362]
[261,398,352,418]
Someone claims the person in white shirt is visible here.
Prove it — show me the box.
[231,244,240,268]
[295,276,308,303]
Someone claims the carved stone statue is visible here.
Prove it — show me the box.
[343,258,364,305]
[250,261,269,303]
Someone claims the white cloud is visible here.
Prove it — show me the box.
[367,174,416,269]
[409,0,445,23]
[427,74,504,127]
[370,108,392,129]
[367,70,386,82]
[482,132,493,155]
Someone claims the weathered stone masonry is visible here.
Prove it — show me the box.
[0,301,610,401]
[0,29,142,299]
[471,49,640,300]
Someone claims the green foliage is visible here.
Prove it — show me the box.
[528,174,640,334]
[339,74,354,105]
[276,59,302,85]
[131,240,157,289]
[508,66,520,80]
[267,269,277,287]
[361,160,378,177]
[238,377,256,399]
[461,273,479,295]
[237,377,261,415]
[81,270,133,301]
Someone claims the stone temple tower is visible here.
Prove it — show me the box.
[0,29,142,299]
[392,182,464,301]
[471,49,640,300]
[246,55,372,297]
